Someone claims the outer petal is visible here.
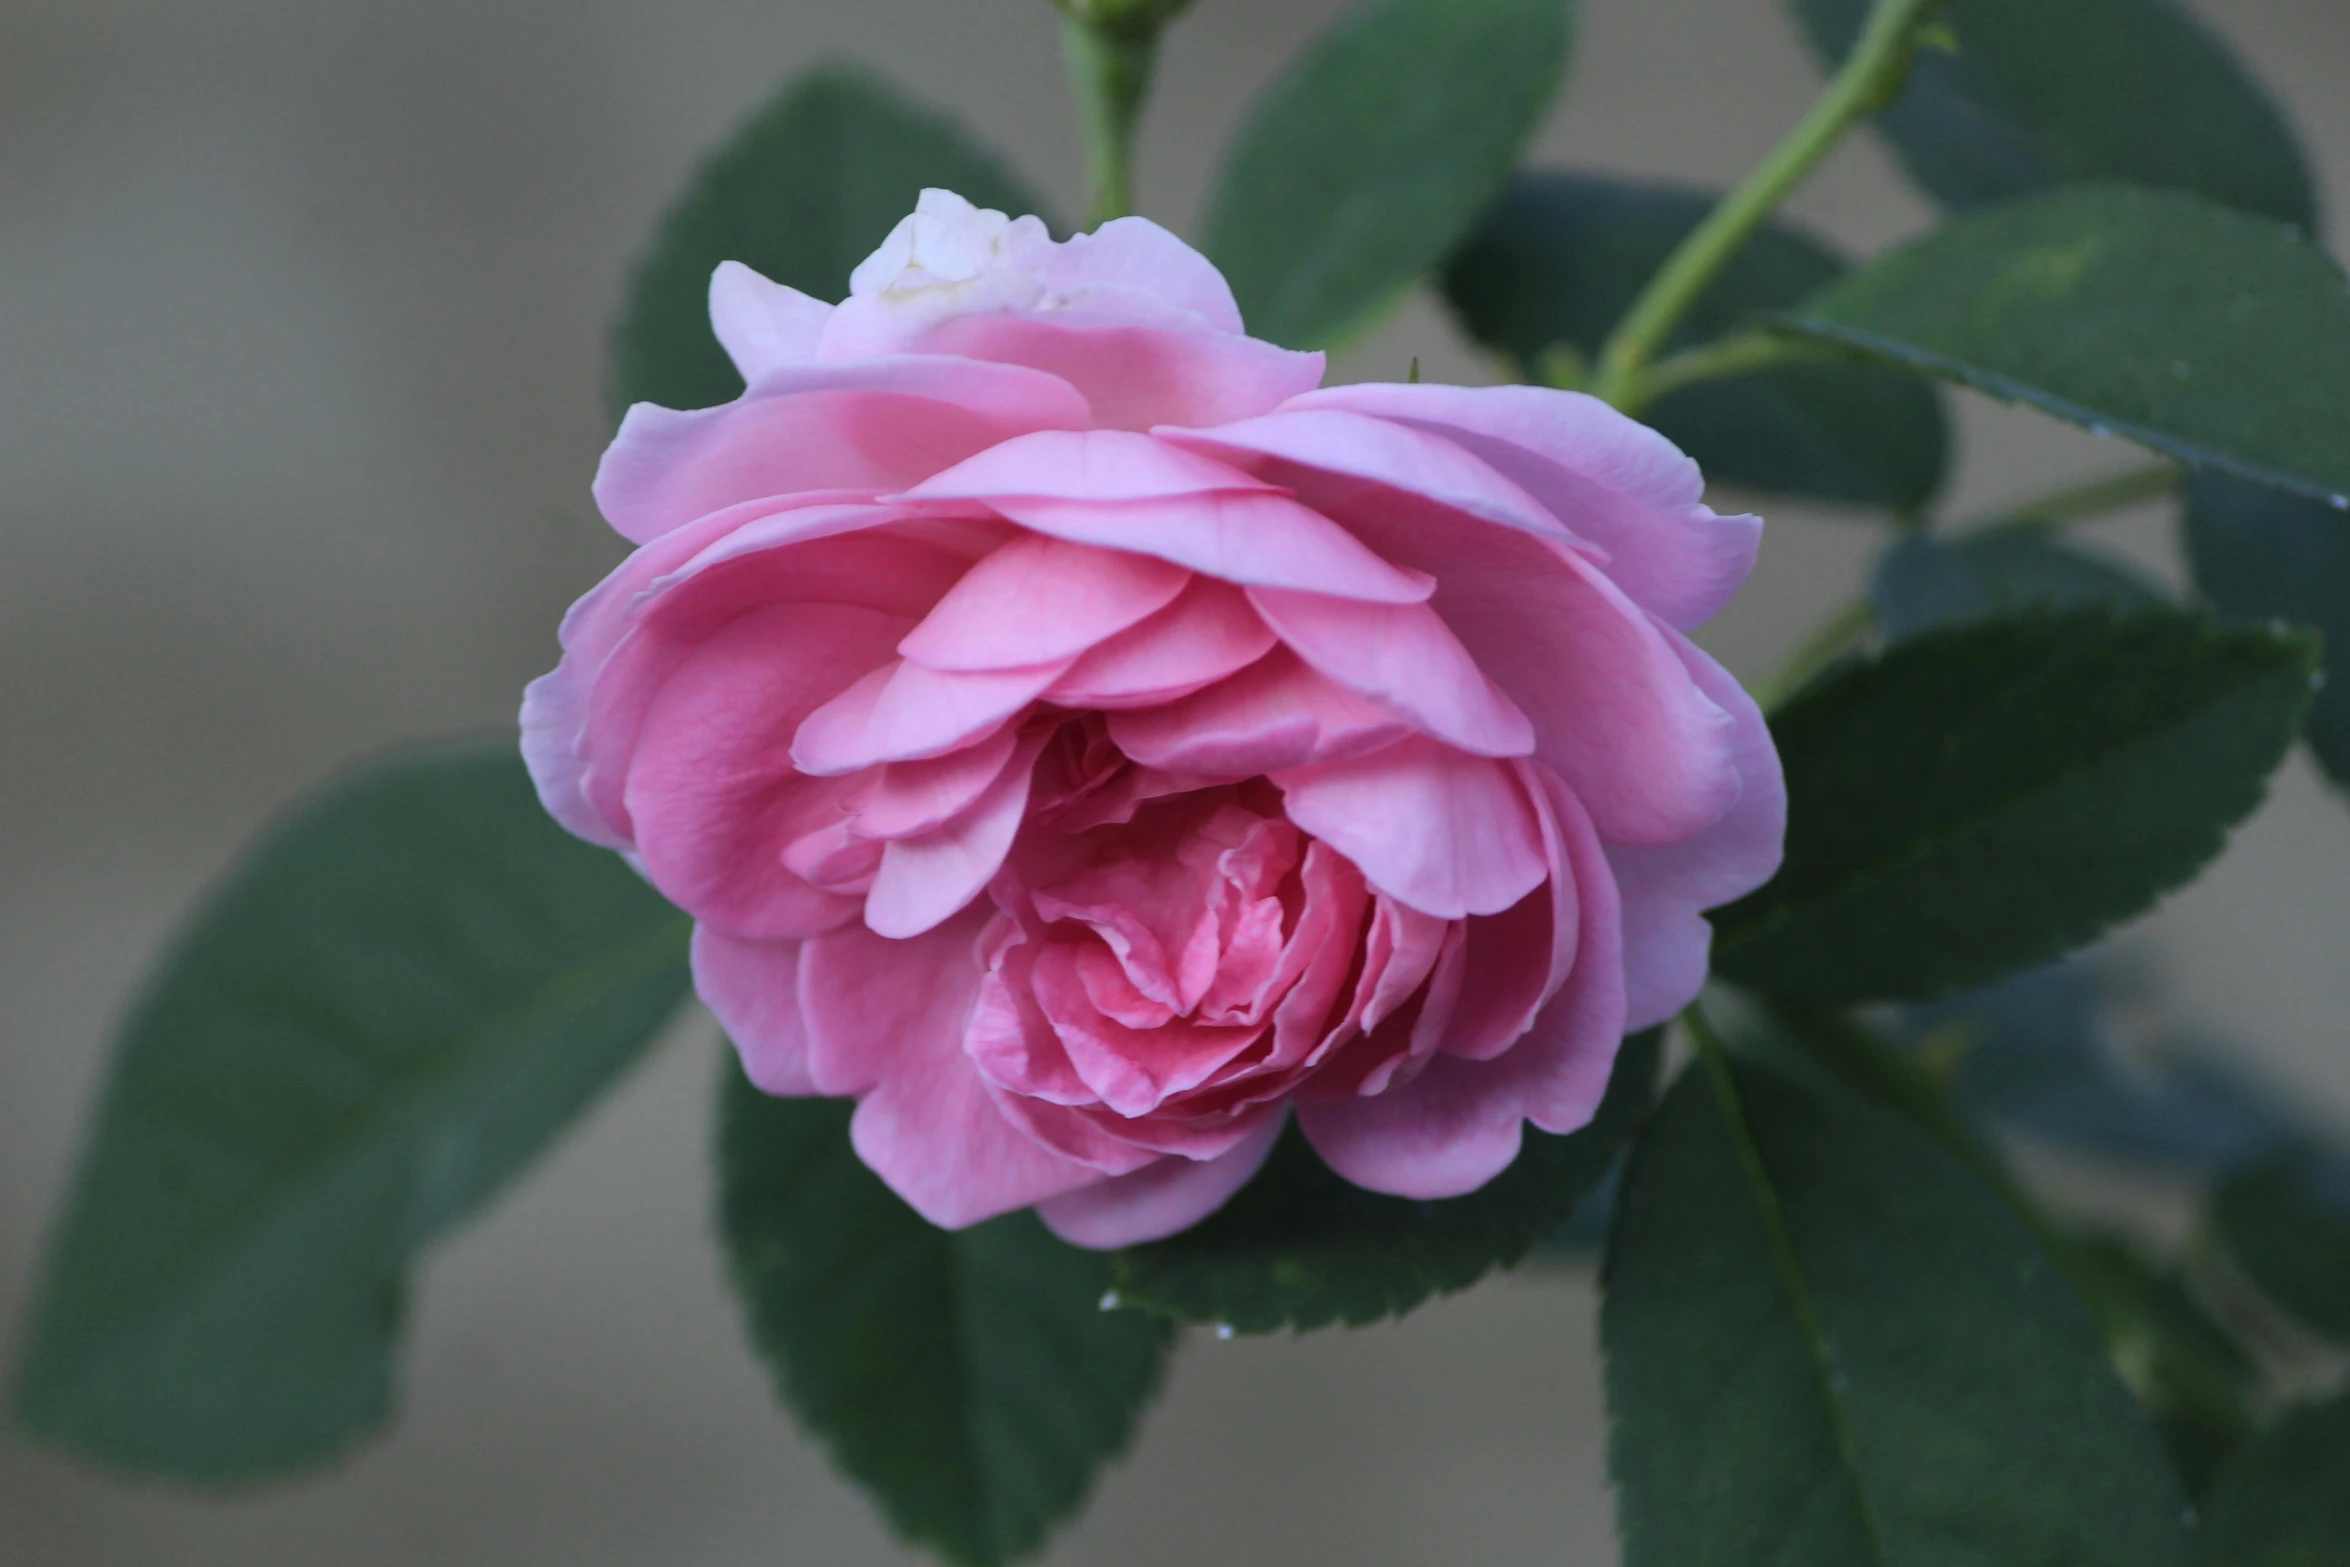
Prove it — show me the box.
[920,314,1323,431]
[899,533,1189,671]
[1275,735,1547,920]
[709,261,832,382]
[1247,587,1535,759]
[1252,456,1737,845]
[1035,1113,1287,1249]
[697,926,814,1095]
[1605,630,1786,1029]
[620,603,896,937]
[1285,383,1761,631]
[1159,408,1583,548]
[595,357,1089,545]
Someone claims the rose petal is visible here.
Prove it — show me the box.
[901,430,1435,605]
[697,927,814,1094]
[921,314,1323,431]
[864,733,1047,939]
[1046,579,1279,709]
[1605,629,1785,1029]
[1275,735,1547,920]
[899,533,1189,671]
[1035,1112,1287,1248]
[1285,383,1762,631]
[709,260,832,383]
[1109,649,1407,777]
[849,726,1021,841]
[1247,587,1536,759]
[596,357,1090,544]
[793,657,1070,778]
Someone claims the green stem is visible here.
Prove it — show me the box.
[1618,329,1819,415]
[1589,0,1947,408]
[1060,16,1158,228]
[1756,595,1875,711]
[1973,462,2180,533]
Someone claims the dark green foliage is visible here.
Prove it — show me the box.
[2211,1154,2350,1345]
[1204,0,1573,349]
[1872,526,2165,642]
[1604,1055,2189,1567]
[10,747,692,1479]
[1898,963,2306,1177]
[2191,1392,2350,1566]
[2184,473,2350,789]
[1713,610,2316,1002]
[1780,184,2350,505]
[611,66,1052,417]
[1442,171,1947,508]
[1111,1031,1658,1333]
[2062,1232,2260,1499]
[1789,0,2316,231]
[714,1064,1171,1567]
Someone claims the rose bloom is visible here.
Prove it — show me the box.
[525,190,1783,1247]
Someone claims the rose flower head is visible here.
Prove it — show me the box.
[523,190,1784,1246]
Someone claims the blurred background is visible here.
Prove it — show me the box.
[4,0,2348,1561]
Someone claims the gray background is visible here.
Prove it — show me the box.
[4,0,2348,1561]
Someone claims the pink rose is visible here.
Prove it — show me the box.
[524,190,1784,1247]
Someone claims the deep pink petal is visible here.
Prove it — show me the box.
[595,357,1089,544]
[920,314,1323,431]
[792,657,1069,777]
[1247,587,1535,759]
[1284,383,1762,630]
[1036,1113,1286,1248]
[1109,649,1407,777]
[1605,630,1786,1029]
[709,261,831,383]
[1033,945,1261,1117]
[899,533,1189,671]
[697,926,815,1095]
[1046,580,1278,709]
[864,734,1046,939]
[1275,735,1547,920]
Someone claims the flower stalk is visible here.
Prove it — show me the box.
[1589,0,1949,408]
[1057,2,1183,228]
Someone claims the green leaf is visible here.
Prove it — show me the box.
[2211,1154,2350,1345]
[1203,0,1573,350]
[2063,1231,2261,1499]
[714,1062,1169,1567]
[1712,608,2316,1002]
[1788,0,2316,230]
[1441,171,1948,509]
[1872,525,2165,642]
[611,65,1054,417]
[9,746,692,1480]
[1110,1030,1658,1333]
[1604,1054,2189,1567]
[1776,185,2350,506]
[2191,1391,2350,1566]
[2184,473,2350,789]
